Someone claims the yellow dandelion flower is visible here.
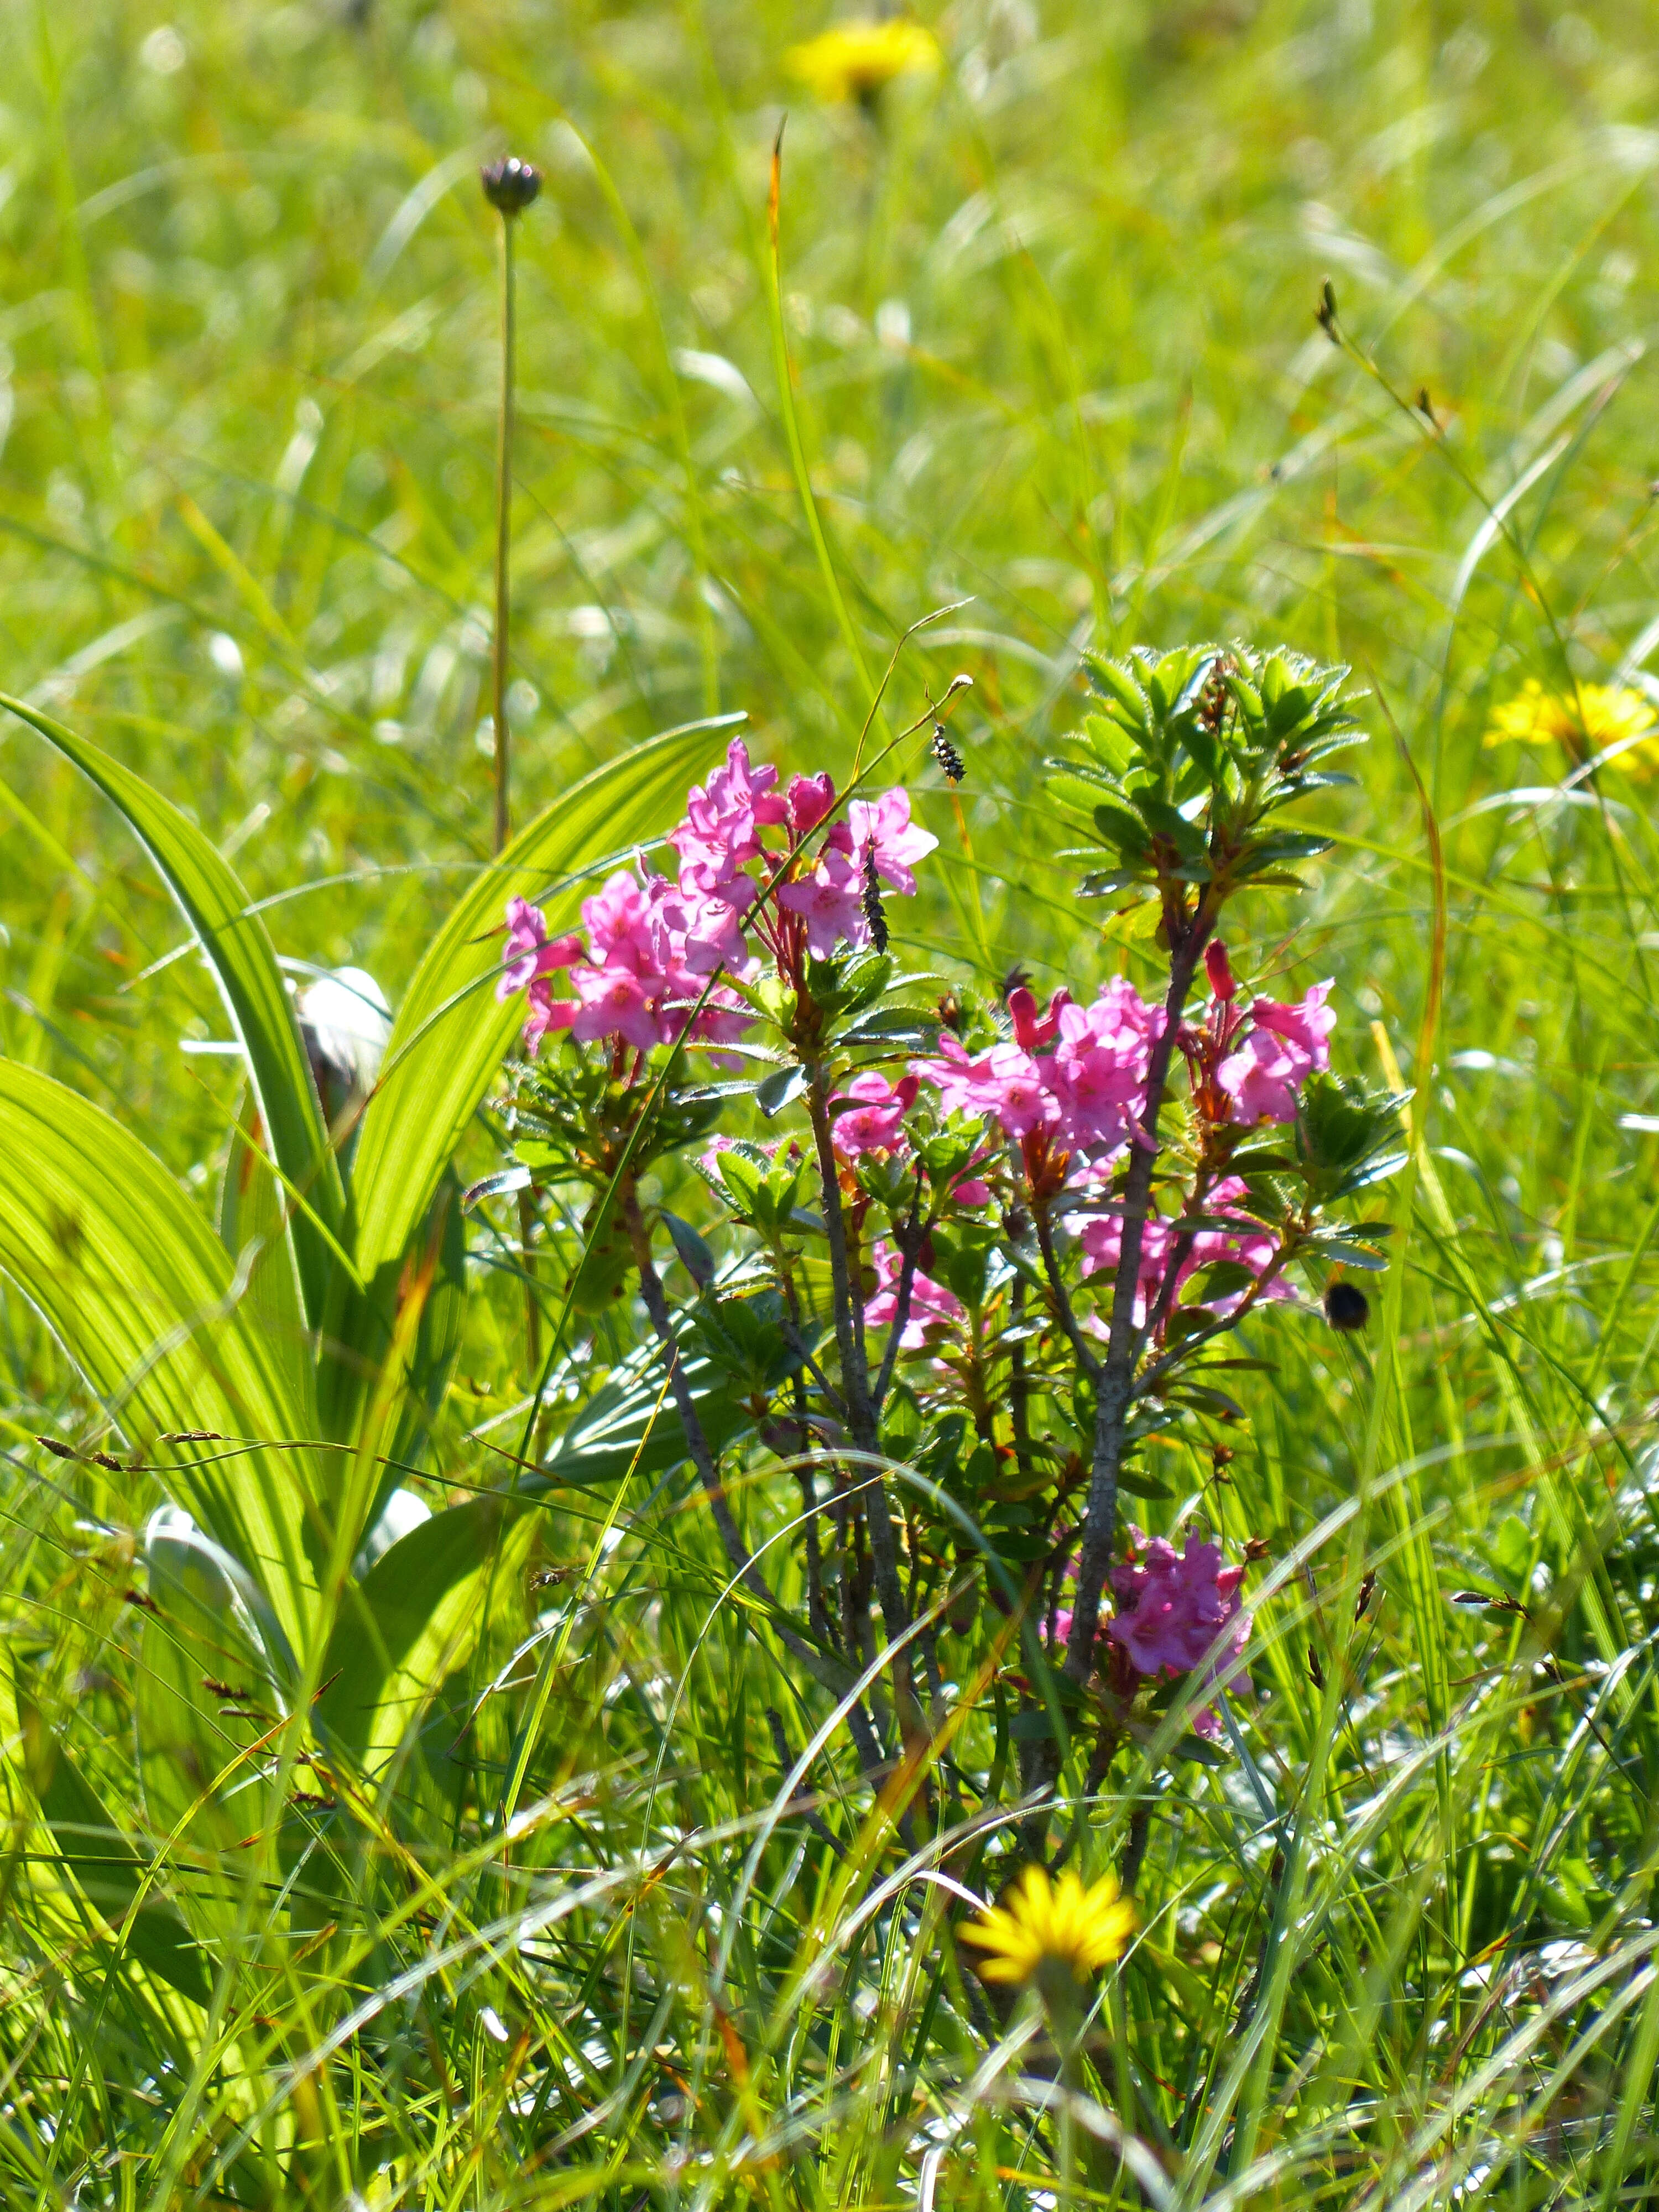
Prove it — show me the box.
[959,1864,1136,1986]
[785,19,941,105]
[1484,679,1659,775]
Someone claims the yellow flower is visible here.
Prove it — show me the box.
[1484,679,1659,774]
[785,19,941,105]
[959,1864,1136,1986]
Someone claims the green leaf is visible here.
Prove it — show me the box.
[136,1512,274,1929]
[757,1063,808,1117]
[0,1060,320,1659]
[316,1494,533,1778]
[218,1089,304,1352]
[351,714,743,1282]
[17,1687,213,2007]
[1117,1462,1177,1500]
[661,1209,716,1290]
[0,693,345,1331]
[540,1344,747,1484]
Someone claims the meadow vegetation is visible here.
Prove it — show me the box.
[5,1,1659,2205]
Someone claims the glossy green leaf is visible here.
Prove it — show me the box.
[0,692,343,1331]
[0,1060,320,1659]
[350,714,743,1281]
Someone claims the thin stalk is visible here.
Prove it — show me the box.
[491,209,517,858]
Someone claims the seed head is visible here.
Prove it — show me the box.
[930,721,966,785]
[481,157,542,216]
[860,838,889,953]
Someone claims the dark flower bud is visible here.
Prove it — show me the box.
[1323,1279,1370,1333]
[481,157,542,215]
[1204,939,1237,1003]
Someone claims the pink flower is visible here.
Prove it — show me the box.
[670,879,754,976]
[1216,980,1335,1126]
[1108,1533,1251,1705]
[979,1042,1060,1138]
[1048,979,1160,1155]
[786,771,836,836]
[776,847,866,958]
[580,872,658,975]
[864,1242,964,1349]
[948,1176,993,1208]
[1252,980,1336,1062]
[1008,986,1068,1051]
[666,738,787,891]
[1204,940,1238,1003]
[1076,1206,1178,1318]
[1074,1176,1284,1321]
[521,980,577,1056]
[912,1034,994,1120]
[570,964,660,1053]
[911,1037,1058,1140]
[846,787,938,895]
[831,1071,919,1160]
[497,896,583,1001]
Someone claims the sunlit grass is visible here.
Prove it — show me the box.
[6,1,1659,2205]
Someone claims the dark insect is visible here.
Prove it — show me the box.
[930,721,965,785]
[1323,1279,1370,1333]
[860,839,889,953]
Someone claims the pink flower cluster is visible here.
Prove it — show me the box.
[1215,981,1336,1125]
[831,1071,919,1160]
[1108,1532,1251,1732]
[1073,1174,1286,1322]
[778,789,938,959]
[498,740,937,1054]
[913,979,1161,1159]
[829,1071,993,1205]
[497,879,752,1057]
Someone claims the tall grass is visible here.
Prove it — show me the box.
[6,1,1659,2204]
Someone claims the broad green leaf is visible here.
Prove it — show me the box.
[350,714,743,1280]
[16,1688,212,2007]
[316,1494,533,1778]
[218,1088,305,1358]
[0,693,343,1332]
[0,1060,320,1658]
[137,1510,275,1938]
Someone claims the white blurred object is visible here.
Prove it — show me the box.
[296,965,393,1119]
[353,1485,432,1578]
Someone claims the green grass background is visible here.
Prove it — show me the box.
[7,0,1659,2204]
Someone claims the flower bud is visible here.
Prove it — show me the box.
[481,156,542,215]
[1204,939,1237,1002]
